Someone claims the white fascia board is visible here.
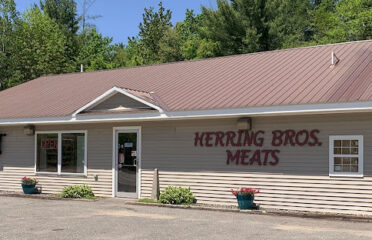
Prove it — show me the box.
[71,86,164,117]
[1,101,372,125]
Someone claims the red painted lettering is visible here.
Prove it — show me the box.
[295,130,309,146]
[254,130,265,147]
[243,131,254,146]
[249,150,262,165]
[194,132,204,147]
[240,150,251,165]
[226,131,237,146]
[262,150,271,166]
[226,150,240,165]
[214,131,225,147]
[269,150,280,165]
[284,130,296,146]
[271,130,283,146]
[309,129,322,146]
[205,132,214,147]
[236,130,244,147]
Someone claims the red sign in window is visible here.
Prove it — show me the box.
[41,139,58,149]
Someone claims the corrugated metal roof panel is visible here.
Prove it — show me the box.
[0,40,371,119]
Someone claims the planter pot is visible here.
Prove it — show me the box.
[22,184,36,194]
[236,194,254,210]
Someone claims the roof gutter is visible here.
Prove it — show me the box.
[1,101,372,126]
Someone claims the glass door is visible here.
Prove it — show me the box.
[116,130,139,197]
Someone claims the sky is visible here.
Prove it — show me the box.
[15,0,216,44]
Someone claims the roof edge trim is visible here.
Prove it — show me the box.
[71,86,164,117]
[2,101,372,125]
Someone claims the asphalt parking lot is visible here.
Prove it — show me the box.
[1,196,372,240]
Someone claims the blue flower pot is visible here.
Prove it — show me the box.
[22,184,36,194]
[236,194,254,210]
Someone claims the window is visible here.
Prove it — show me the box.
[329,136,363,177]
[36,131,87,175]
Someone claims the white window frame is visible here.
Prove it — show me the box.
[329,135,363,177]
[35,130,88,176]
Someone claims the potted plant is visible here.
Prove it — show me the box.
[21,177,38,194]
[231,187,260,210]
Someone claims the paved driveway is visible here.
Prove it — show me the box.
[1,196,372,240]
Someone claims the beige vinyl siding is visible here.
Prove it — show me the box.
[139,113,372,215]
[141,171,372,215]
[90,92,149,111]
[1,113,372,214]
[0,125,114,196]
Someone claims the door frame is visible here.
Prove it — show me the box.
[112,126,142,198]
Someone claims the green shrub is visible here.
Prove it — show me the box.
[61,185,95,199]
[159,186,196,205]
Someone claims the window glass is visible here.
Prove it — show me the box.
[37,133,58,172]
[330,137,362,175]
[61,133,85,173]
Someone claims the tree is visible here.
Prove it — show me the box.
[0,0,18,89]
[200,0,264,56]
[40,0,79,35]
[7,8,73,87]
[77,27,116,71]
[313,0,372,43]
[40,0,80,64]
[158,27,183,63]
[136,1,172,64]
[175,9,220,60]
[267,0,313,49]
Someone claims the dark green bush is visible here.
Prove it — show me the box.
[61,185,95,198]
[159,186,196,205]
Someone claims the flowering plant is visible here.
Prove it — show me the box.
[231,187,260,197]
[21,177,38,185]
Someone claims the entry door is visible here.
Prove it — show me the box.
[115,129,140,198]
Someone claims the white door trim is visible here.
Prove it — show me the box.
[112,126,142,198]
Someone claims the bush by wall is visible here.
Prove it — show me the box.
[61,185,95,199]
[159,186,196,205]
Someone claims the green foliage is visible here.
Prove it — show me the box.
[159,186,196,205]
[61,185,95,198]
[0,0,18,89]
[6,8,73,88]
[200,0,266,55]
[136,1,172,64]
[40,0,80,60]
[313,0,372,44]
[267,0,313,49]
[0,0,371,91]
[158,28,183,63]
[40,0,79,35]
[77,28,116,71]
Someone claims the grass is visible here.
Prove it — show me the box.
[138,198,160,204]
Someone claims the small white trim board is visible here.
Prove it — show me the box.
[72,87,164,117]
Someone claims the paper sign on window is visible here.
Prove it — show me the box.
[119,153,125,163]
[124,142,133,148]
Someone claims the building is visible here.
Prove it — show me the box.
[0,40,371,215]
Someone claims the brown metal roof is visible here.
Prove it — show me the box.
[0,40,371,119]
